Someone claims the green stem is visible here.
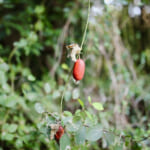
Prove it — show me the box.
[80,0,90,50]
[60,0,90,114]
[8,47,17,64]
[60,66,73,114]
[8,47,18,92]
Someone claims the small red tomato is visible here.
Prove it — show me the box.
[55,126,64,142]
[73,59,85,81]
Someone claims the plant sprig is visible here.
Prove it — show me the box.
[60,0,91,114]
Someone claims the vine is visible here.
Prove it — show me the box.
[60,0,91,114]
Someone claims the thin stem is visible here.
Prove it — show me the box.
[8,47,18,92]
[8,47,17,64]
[60,66,73,114]
[80,0,90,50]
[60,0,90,114]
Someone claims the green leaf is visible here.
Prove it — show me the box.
[86,125,103,141]
[61,116,72,126]
[35,103,45,114]
[0,71,7,85]
[72,116,82,130]
[2,83,10,93]
[52,91,60,99]
[2,123,17,133]
[25,92,39,101]
[2,95,18,108]
[15,139,23,148]
[44,83,51,94]
[0,63,9,71]
[65,115,81,132]
[35,5,45,14]
[75,109,81,115]
[77,99,84,109]
[66,122,79,132]
[2,133,14,141]
[60,134,70,150]
[63,111,72,117]
[27,74,36,81]
[84,117,97,127]
[85,111,93,120]
[75,126,86,145]
[92,102,104,111]
[61,63,69,71]
[35,20,43,31]
[8,124,18,133]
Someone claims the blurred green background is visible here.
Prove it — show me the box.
[0,0,150,149]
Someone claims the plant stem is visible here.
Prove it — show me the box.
[60,66,73,114]
[60,0,90,114]
[8,47,18,92]
[8,47,17,64]
[80,0,90,50]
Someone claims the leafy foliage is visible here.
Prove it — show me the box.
[0,0,150,150]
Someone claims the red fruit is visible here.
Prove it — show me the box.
[55,126,64,142]
[73,59,85,81]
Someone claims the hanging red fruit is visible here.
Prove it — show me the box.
[73,59,85,81]
[54,125,64,143]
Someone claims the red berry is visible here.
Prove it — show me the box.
[55,126,64,141]
[73,59,85,81]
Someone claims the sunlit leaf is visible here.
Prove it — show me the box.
[61,63,69,71]
[77,99,84,109]
[27,74,36,81]
[92,102,104,111]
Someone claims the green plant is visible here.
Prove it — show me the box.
[1,0,150,150]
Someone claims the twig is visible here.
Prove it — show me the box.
[80,0,90,50]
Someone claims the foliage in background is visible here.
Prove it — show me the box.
[0,0,150,150]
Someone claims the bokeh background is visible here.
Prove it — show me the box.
[0,0,150,149]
